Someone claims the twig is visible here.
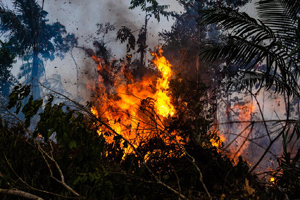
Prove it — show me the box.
[1,101,81,198]
[248,130,283,175]
[170,163,181,197]
[223,123,252,151]
[215,119,300,125]
[232,122,254,160]
[160,128,212,200]
[3,154,78,199]
[37,142,80,197]
[247,87,272,141]
[0,102,33,136]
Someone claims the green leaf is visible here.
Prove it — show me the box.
[69,140,77,149]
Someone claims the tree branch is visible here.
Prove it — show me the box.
[0,188,43,200]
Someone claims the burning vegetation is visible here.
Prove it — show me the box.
[89,48,185,157]
[1,0,300,200]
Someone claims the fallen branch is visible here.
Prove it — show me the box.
[0,188,43,200]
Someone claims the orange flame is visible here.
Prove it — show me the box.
[90,48,179,155]
[152,48,175,117]
[210,131,225,149]
[221,102,255,164]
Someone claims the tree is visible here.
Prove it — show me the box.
[0,40,17,100]
[0,0,77,100]
[116,0,170,68]
[201,0,300,178]
[160,0,250,86]
[201,0,300,97]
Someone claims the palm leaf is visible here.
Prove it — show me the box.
[201,5,300,96]
[256,0,300,52]
[229,70,300,98]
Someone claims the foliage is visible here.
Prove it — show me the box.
[117,26,136,53]
[160,0,250,84]
[201,0,300,97]
[267,131,300,199]
[129,0,169,22]
[0,84,280,199]
[0,40,17,98]
[0,0,78,99]
[200,1,300,198]
[1,0,300,199]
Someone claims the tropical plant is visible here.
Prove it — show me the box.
[201,0,300,98]
[200,0,300,192]
[0,0,77,99]
[0,40,17,100]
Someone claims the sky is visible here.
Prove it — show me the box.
[2,0,256,97]
[2,0,184,96]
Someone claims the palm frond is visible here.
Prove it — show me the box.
[257,0,299,25]
[201,5,300,97]
[200,6,278,69]
[229,71,300,98]
[202,7,276,40]
[256,0,300,51]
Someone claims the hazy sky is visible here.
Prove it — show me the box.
[2,0,183,95]
[3,0,256,96]
[43,0,183,56]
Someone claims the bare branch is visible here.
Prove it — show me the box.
[37,143,80,197]
[1,100,81,198]
[0,188,43,200]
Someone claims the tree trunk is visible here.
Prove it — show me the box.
[32,50,40,99]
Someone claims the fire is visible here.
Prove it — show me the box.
[152,48,175,117]
[227,102,254,163]
[90,48,178,156]
[218,101,255,163]
[231,102,254,158]
[210,131,225,149]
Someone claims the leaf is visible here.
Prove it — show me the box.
[69,140,77,149]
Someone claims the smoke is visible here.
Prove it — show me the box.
[218,88,299,174]
[36,0,182,100]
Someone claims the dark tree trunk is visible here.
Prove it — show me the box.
[32,50,40,99]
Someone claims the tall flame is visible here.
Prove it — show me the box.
[219,102,255,163]
[90,48,177,154]
[152,48,175,117]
